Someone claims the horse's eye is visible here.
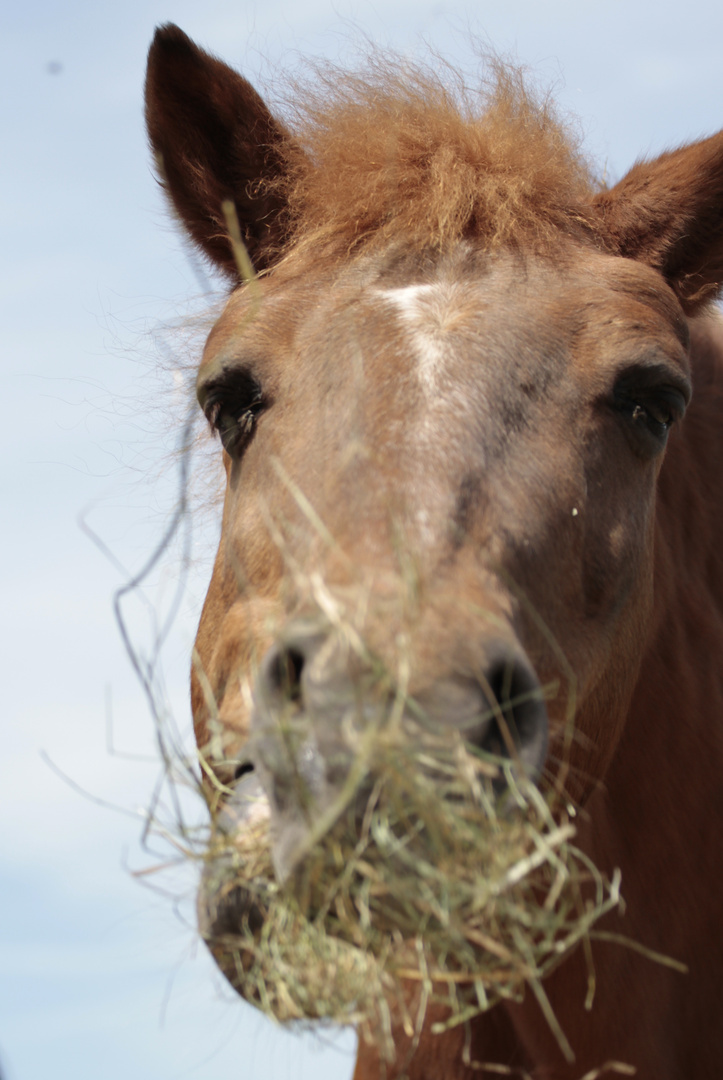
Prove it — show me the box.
[613,384,687,457]
[208,397,265,456]
[201,374,266,458]
[631,399,674,436]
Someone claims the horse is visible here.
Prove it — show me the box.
[144,23,723,1079]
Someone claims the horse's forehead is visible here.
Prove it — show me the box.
[363,255,687,382]
[201,248,687,382]
[375,282,454,395]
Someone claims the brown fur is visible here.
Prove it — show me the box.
[145,25,723,1080]
[270,56,600,263]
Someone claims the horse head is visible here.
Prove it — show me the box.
[145,24,723,1078]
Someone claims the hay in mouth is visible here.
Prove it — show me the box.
[199,718,621,1064]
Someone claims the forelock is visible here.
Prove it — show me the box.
[264,49,602,268]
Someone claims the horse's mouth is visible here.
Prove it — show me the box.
[196,719,535,960]
[197,845,271,997]
[197,770,272,969]
[199,877,265,940]
[194,735,619,1044]
[197,868,270,993]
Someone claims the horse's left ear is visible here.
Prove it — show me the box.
[594,131,723,312]
[145,24,292,280]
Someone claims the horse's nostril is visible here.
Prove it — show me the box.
[267,646,306,702]
[234,761,255,781]
[476,654,548,781]
[486,658,541,743]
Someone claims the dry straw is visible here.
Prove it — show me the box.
[199,694,622,1066]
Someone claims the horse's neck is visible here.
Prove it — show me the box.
[352,1000,528,1080]
[595,306,723,903]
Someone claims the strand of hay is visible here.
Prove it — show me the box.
[200,718,621,1063]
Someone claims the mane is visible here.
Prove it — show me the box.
[268,51,602,265]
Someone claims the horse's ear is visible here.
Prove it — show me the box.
[594,131,723,312]
[144,24,291,280]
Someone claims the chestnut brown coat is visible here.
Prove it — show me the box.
[145,24,723,1079]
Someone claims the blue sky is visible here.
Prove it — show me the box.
[3,1,723,1078]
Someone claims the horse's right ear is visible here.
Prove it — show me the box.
[593,131,723,313]
[144,24,291,280]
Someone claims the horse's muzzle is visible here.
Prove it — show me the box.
[240,618,549,883]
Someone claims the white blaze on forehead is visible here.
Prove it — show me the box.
[374,280,476,552]
[377,282,457,394]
